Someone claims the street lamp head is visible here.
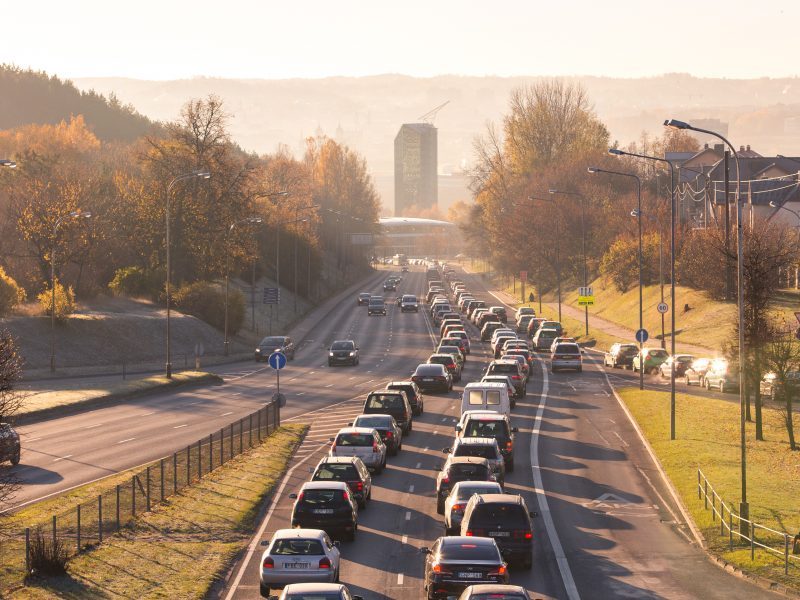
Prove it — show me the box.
[630,209,641,218]
[0,159,16,168]
[608,148,625,156]
[769,200,778,208]
[246,217,263,224]
[664,119,691,130]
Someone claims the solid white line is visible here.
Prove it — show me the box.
[221,411,233,417]
[397,573,404,585]
[141,411,156,416]
[531,360,580,600]
[117,437,136,444]
[224,449,320,600]
[83,424,102,429]
[173,424,188,429]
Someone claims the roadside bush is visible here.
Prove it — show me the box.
[37,279,76,321]
[599,233,661,292]
[0,267,26,316]
[174,281,244,334]
[108,266,162,299]
[27,527,69,577]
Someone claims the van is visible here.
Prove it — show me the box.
[460,382,511,418]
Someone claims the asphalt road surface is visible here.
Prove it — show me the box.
[5,265,777,598]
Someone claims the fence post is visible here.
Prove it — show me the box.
[146,466,151,512]
[209,433,214,471]
[751,523,755,560]
[249,413,253,447]
[697,469,701,499]
[275,398,280,428]
[786,534,790,575]
[258,408,262,441]
[25,527,30,575]
[160,459,165,502]
[197,440,202,479]
[704,479,708,510]
[173,452,178,495]
[220,428,224,465]
[98,495,103,545]
[239,419,244,454]
[230,423,234,459]
[116,485,120,531]
[720,502,725,536]
[52,515,57,549]
[186,445,191,485]
[77,503,81,552]
[132,476,136,517]
[711,493,715,521]
[729,511,733,550]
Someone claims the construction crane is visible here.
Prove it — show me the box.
[417,100,450,125]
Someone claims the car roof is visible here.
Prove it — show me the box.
[440,535,496,546]
[335,426,378,434]
[462,411,506,421]
[490,359,518,366]
[447,456,491,465]
[316,456,363,465]
[463,381,506,389]
[468,492,526,506]
[271,528,328,540]
[301,481,349,490]
[454,437,498,446]
[462,584,529,594]
[282,583,348,592]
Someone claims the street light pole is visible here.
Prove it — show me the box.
[609,147,678,438]
[665,118,748,531]
[50,210,91,372]
[588,167,643,390]
[527,195,561,321]
[224,217,262,356]
[549,189,589,335]
[274,216,309,332]
[165,170,211,378]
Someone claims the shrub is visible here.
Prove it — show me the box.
[599,233,661,293]
[108,266,161,299]
[174,281,245,334]
[0,267,26,316]
[37,279,76,321]
[27,527,69,577]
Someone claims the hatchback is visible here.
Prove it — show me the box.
[311,456,372,508]
[460,493,535,568]
[329,427,387,473]
[551,342,582,373]
[259,528,341,595]
[445,437,505,486]
[421,536,509,600]
[485,360,525,398]
[429,353,462,382]
[289,482,359,541]
[255,335,295,362]
[632,348,669,374]
[659,354,695,378]
[436,456,495,514]
[356,292,371,306]
[444,481,504,535]
[328,340,359,367]
[603,343,639,369]
[532,328,559,350]
[351,414,403,455]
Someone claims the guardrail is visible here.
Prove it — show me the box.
[697,468,798,574]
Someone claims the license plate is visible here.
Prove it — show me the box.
[458,572,483,579]
[423,378,434,382]
[284,563,310,569]
[488,531,510,537]
[313,508,334,514]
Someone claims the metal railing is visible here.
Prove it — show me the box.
[0,400,280,589]
[697,468,798,574]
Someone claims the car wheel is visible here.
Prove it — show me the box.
[347,524,357,542]
[328,361,333,367]
[685,376,691,386]
[359,497,367,509]
[577,366,583,373]
[260,583,271,597]
[651,367,659,375]
[389,445,398,457]
[510,399,516,409]
[374,460,384,475]
[11,449,20,466]
[334,567,340,583]
[704,379,711,390]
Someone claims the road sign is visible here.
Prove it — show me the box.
[268,351,287,370]
[263,287,280,305]
[657,302,669,314]
[635,328,649,343]
[578,295,595,306]
[579,286,593,297]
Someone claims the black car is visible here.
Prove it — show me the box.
[328,340,359,367]
[368,297,386,316]
[255,335,295,362]
[311,456,372,509]
[363,390,413,434]
[412,363,452,393]
[383,280,397,292]
[0,423,20,465]
[290,481,359,541]
[421,536,509,600]
[460,494,534,568]
[436,456,494,514]
[603,343,639,369]
[386,380,424,415]
[352,413,403,455]
[357,292,371,306]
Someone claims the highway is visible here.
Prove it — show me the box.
[6,266,776,598]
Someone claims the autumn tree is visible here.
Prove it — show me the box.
[763,319,800,450]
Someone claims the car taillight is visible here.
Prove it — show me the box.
[385,431,393,438]
[512,375,520,380]
[432,562,451,574]
[412,376,420,382]
[506,441,513,451]
[513,529,533,540]
[442,476,450,484]
[331,442,336,451]
[451,503,464,512]
[319,557,331,569]
[297,492,304,502]
[490,565,507,576]
[342,490,350,501]
[373,442,380,453]
[465,528,485,537]
[262,557,274,569]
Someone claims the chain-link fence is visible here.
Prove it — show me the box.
[0,400,279,590]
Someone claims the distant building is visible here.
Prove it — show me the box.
[394,123,438,216]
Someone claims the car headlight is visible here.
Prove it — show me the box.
[329,352,335,357]
[349,352,356,356]
[255,348,261,353]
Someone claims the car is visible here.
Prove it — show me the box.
[367,297,386,316]
[386,380,424,415]
[440,318,463,337]
[485,360,526,398]
[477,312,501,329]
[447,330,471,354]
[501,353,529,378]
[400,294,419,312]
[525,317,547,338]
[259,528,342,595]
[442,337,469,359]
[504,348,533,370]
[429,353,462,382]
[421,536,509,599]
[479,376,517,408]
[444,437,505,486]
[289,481,359,541]
[538,320,563,336]
[471,308,488,324]
[443,324,467,340]
[603,343,639,369]
[492,335,517,359]
[488,306,508,323]
[457,584,532,600]
[549,336,577,353]
[311,456,372,509]
[480,322,506,342]
[363,390,413,433]
[516,314,536,334]
[0,423,20,465]
[659,354,695,378]
[328,340,359,367]
[412,363,453,393]
[460,493,534,568]
[703,360,740,392]
[329,427,387,473]
[632,347,669,374]
[356,292,371,306]
[456,411,517,471]
[383,280,396,292]
[266,583,364,600]
[255,335,296,362]
[760,371,800,400]
[531,327,559,351]
[352,413,403,455]
[684,357,714,386]
[443,481,504,535]
[401,265,409,273]
[516,307,535,320]
[551,342,582,373]
[467,301,487,318]
[436,456,496,514]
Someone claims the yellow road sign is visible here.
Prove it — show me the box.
[578,295,595,306]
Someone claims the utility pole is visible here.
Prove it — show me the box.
[724,151,732,300]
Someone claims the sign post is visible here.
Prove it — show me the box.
[268,351,287,405]
[577,286,595,306]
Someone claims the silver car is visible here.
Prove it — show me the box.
[444,480,503,535]
[329,427,387,473]
[259,529,341,595]
[267,582,364,600]
[445,437,506,486]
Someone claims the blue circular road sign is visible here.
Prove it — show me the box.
[268,351,287,370]
[635,328,649,343]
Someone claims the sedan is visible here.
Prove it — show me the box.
[413,363,454,392]
[421,536,509,600]
[267,583,364,600]
[289,482,359,541]
[259,529,341,595]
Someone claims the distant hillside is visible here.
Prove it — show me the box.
[0,64,158,141]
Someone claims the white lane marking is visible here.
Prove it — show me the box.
[409,484,415,493]
[25,437,42,442]
[405,511,411,521]
[402,534,408,544]
[186,401,201,406]
[531,360,580,600]
[230,392,241,396]
[440,417,447,422]
[325,384,334,388]
[423,446,429,452]
[397,573,404,585]
[173,424,188,429]
[613,431,629,447]
[297,392,305,396]
[309,371,316,375]
[53,454,73,462]
[415,462,422,469]
[117,437,136,444]
[433,430,438,435]
[141,411,156,416]
[84,424,102,430]
[221,412,233,417]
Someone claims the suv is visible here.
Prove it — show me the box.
[311,456,372,508]
[255,335,295,362]
[0,423,20,465]
[289,481,359,541]
[456,411,518,472]
[328,340,359,367]
[532,328,559,351]
[485,360,525,398]
[352,413,403,455]
[363,390,413,434]
[400,294,419,312]
[445,437,505,486]
[368,296,386,316]
[436,456,495,514]
[604,343,639,369]
[460,493,535,568]
[386,380,424,415]
[329,427,387,473]
[443,481,503,535]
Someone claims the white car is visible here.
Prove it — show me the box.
[268,583,364,600]
[551,342,582,372]
[329,427,387,473]
[549,336,577,353]
[260,529,341,595]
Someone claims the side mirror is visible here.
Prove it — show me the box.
[333,540,341,548]
[288,493,298,499]
[454,424,462,432]
[512,427,519,433]
[260,539,270,547]
[419,547,431,554]
[329,437,335,442]
[347,422,353,427]
[442,447,451,454]
[353,596,364,600]
[530,511,539,517]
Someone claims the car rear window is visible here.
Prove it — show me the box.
[450,463,490,479]
[464,420,509,440]
[387,384,417,400]
[470,503,529,528]
[416,365,444,376]
[300,489,343,505]
[336,433,374,446]
[555,344,580,355]
[456,484,502,500]
[649,350,668,358]
[366,394,403,410]
[354,416,391,429]
[314,464,359,481]
[440,541,499,561]
[454,444,498,460]
[271,538,324,555]
[489,364,517,374]
[470,593,527,600]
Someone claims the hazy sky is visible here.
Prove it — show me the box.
[4,1,800,80]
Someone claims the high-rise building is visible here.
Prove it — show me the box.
[394,123,437,216]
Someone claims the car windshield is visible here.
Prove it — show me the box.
[555,344,580,355]
[259,337,284,347]
[336,433,374,446]
[454,444,498,459]
[271,538,324,555]
[366,394,403,409]
[470,504,529,528]
[416,365,444,375]
[440,541,499,561]
[354,416,391,428]
[331,341,354,351]
[314,464,358,481]
[489,364,517,374]
[464,420,508,440]
[402,295,416,301]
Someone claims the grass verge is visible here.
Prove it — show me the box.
[617,386,800,590]
[17,371,223,423]
[4,424,306,598]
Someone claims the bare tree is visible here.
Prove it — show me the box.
[0,328,23,509]
[763,319,800,450]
